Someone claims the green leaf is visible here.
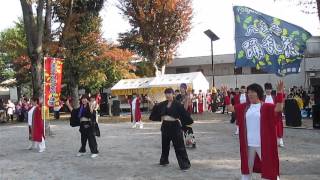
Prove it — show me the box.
[282,28,288,36]
[302,33,308,41]
[253,19,259,27]
[259,61,266,66]
[244,16,253,24]
[273,18,281,25]
[236,15,241,23]
[256,63,260,70]
[237,50,245,59]
[265,54,270,61]
[286,58,297,63]
[243,23,248,29]
[292,31,300,36]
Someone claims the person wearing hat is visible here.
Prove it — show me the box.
[176,83,196,148]
[148,88,193,171]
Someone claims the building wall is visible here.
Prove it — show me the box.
[168,61,306,90]
[167,37,319,89]
[214,73,305,90]
[166,65,212,75]
[214,63,234,75]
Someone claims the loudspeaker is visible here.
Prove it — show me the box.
[284,99,302,127]
[101,93,109,104]
[312,104,320,129]
[99,102,109,116]
[112,100,121,116]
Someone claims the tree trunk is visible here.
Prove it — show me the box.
[70,77,80,108]
[20,0,45,99]
[59,0,79,108]
[153,63,166,76]
[17,86,22,101]
[161,65,166,75]
[44,0,52,44]
[30,53,43,98]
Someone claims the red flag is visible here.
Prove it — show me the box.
[44,57,63,110]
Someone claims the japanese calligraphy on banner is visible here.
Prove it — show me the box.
[233,6,311,76]
[44,57,63,109]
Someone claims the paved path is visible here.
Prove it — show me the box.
[0,114,319,180]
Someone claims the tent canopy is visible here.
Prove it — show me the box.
[111,77,153,96]
[149,72,203,87]
[111,72,210,96]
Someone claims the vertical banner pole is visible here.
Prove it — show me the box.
[43,57,46,137]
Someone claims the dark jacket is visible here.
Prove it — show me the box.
[149,100,193,127]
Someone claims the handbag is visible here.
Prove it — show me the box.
[93,122,100,137]
[70,109,80,127]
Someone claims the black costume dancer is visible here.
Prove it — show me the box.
[66,95,99,158]
[149,88,193,170]
[175,83,196,148]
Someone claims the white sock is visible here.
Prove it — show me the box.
[241,174,251,180]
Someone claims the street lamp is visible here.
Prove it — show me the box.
[204,29,219,87]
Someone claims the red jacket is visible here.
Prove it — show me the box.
[129,97,141,121]
[226,94,283,180]
[32,106,45,142]
[233,93,249,125]
[263,94,285,138]
[135,97,141,121]
[234,94,240,105]
[236,103,279,180]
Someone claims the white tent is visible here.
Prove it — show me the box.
[111,72,210,96]
[111,77,153,96]
[110,72,210,108]
[149,72,210,94]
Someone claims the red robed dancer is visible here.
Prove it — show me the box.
[233,86,249,135]
[197,90,204,114]
[130,94,143,129]
[264,83,285,147]
[27,97,46,153]
[223,80,284,180]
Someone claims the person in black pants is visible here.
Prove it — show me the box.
[148,88,193,171]
[175,83,196,148]
[66,95,99,158]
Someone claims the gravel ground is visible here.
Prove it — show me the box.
[0,113,319,180]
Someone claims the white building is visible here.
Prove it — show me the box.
[0,79,18,102]
[166,37,320,91]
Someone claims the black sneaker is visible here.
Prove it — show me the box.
[160,161,169,166]
[181,166,191,171]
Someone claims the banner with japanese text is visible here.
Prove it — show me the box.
[44,57,63,110]
[233,6,311,76]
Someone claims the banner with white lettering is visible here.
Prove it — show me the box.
[234,6,311,76]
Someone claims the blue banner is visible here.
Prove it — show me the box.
[233,6,312,76]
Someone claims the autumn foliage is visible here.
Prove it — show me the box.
[118,0,193,74]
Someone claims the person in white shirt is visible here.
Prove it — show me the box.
[27,98,46,153]
[223,82,284,180]
[6,100,15,122]
[264,83,285,147]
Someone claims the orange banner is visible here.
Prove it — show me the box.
[44,57,63,110]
